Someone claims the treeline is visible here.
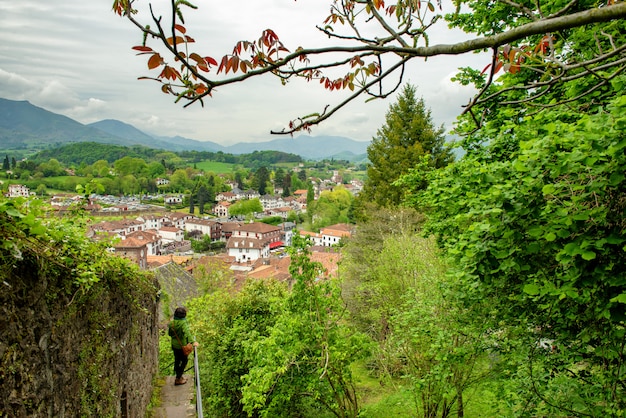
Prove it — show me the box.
[179,149,302,168]
[29,142,302,168]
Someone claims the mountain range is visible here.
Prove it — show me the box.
[0,98,369,161]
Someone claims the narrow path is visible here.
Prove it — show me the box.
[152,374,196,418]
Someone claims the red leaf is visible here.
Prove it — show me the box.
[133,46,153,53]
[160,66,180,80]
[189,53,204,64]
[174,24,186,34]
[205,56,218,66]
[218,56,228,74]
[166,36,185,46]
[231,56,240,72]
[148,53,162,70]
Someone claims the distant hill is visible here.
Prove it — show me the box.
[0,98,370,160]
[0,98,126,151]
[223,135,369,160]
[89,119,226,152]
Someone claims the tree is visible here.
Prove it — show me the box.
[2,155,9,171]
[91,159,111,178]
[407,95,626,416]
[240,236,368,418]
[234,170,245,189]
[169,169,191,192]
[38,159,64,177]
[310,186,353,230]
[280,174,291,197]
[112,0,626,134]
[197,184,211,214]
[253,166,270,195]
[274,167,285,187]
[360,84,451,207]
[114,156,147,177]
[35,184,47,197]
[340,207,491,417]
[147,161,166,178]
[190,281,287,417]
[229,198,263,218]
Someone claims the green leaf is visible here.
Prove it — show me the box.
[5,208,23,217]
[513,160,529,172]
[609,172,624,186]
[542,184,556,195]
[610,293,626,304]
[544,232,556,242]
[581,251,596,260]
[523,284,540,295]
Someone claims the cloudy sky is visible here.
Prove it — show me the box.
[0,0,484,146]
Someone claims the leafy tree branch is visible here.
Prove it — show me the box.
[112,0,626,133]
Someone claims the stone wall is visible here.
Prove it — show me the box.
[0,251,160,417]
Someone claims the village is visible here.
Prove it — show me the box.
[4,181,356,288]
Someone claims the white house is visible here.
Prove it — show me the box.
[164,195,183,205]
[267,206,292,220]
[90,219,145,237]
[158,226,184,243]
[226,222,281,262]
[185,218,222,241]
[166,213,193,230]
[226,237,267,263]
[278,222,296,247]
[137,214,168,231]
[320,223,353,247]
[213,201,231,218]
[260,194,285,211]
[299,230,323,247]
[7,184,30,198]
[216,191,237,202]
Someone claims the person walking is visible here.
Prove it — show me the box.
[168,307,198,385]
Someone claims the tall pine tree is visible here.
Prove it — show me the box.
[361,84,452,207]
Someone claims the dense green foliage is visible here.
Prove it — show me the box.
[229,198,263,217]
[31,142,302,168]
[404,96,626,415]
[309,186,353,230]
[449,1,626,143]
[33,142,163,165]
[190,236,368,417]
[340,208,492,417]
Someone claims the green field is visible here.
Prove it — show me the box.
[193,161,238,173]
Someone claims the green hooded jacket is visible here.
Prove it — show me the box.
[168,317,194,349]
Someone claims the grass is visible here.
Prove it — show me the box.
[194,161,238,174]
[352,360,416,418]
[145,376,166,417]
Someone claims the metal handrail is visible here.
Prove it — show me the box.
[193,344,203,417]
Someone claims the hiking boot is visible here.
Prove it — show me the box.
[174,377,187,386]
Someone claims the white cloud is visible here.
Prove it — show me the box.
[0,0,486,145]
